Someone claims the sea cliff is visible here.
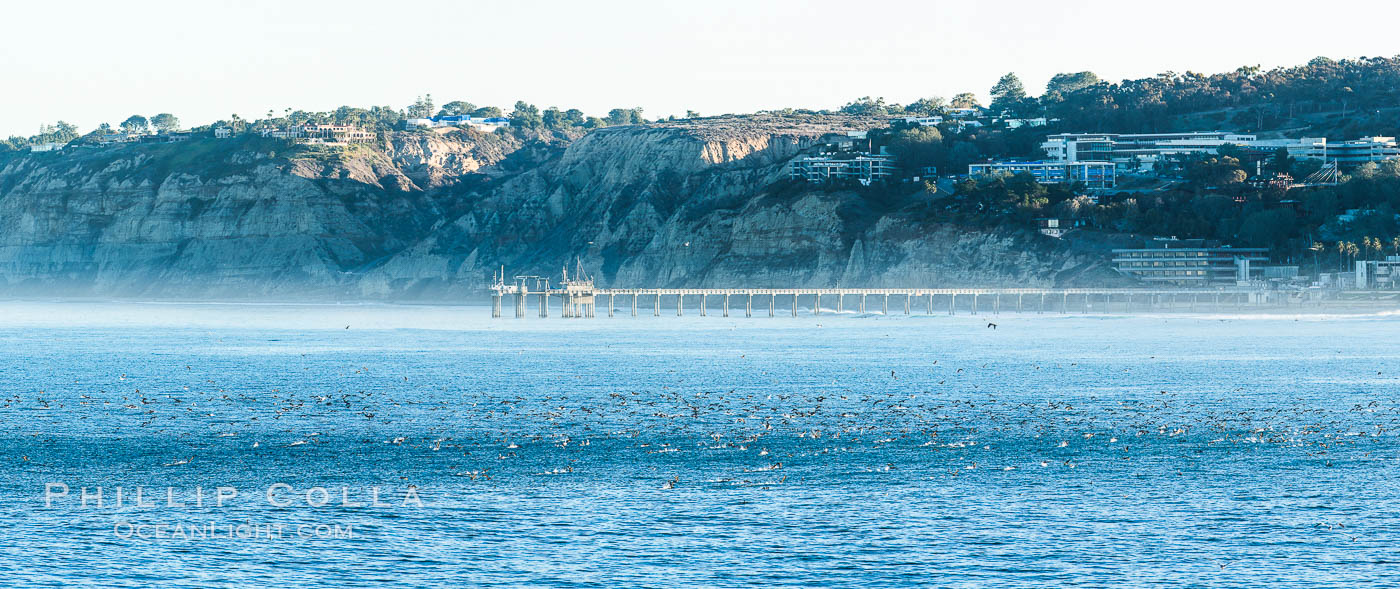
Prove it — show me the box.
[0,116,1120,299]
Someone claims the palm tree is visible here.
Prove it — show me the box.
[1392,236,1400,257]
[1310,242,1325,272]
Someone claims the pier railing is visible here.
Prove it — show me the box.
[489,284,1290,318]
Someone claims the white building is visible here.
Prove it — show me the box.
[260,126,303,139]
[900,116,943,127]
[1112,239,1269,284]
[29,142,64,152]
[1044,132,1395,172]
[898,113,986,132]
[1253,136,1328,160]
[1356,256,1400,289]
[1043,132,1265,172]
[790,150,896,186]
[1328,137,1400,166]
[260,124,374,144]
[214,127,233,139]
[968,160,1116,189]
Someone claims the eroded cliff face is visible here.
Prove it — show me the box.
[0,137,447,296]
[0,116,1118,299]
[358,115,1120,298]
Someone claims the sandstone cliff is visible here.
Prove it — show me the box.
[0,116,1121,299]
[357,115,1120,298]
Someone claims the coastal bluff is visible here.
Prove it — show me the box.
[0,116,1119,299]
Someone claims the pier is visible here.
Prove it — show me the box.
[489,266,1292,319]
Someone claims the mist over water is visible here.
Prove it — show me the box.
[4,302,1399,587]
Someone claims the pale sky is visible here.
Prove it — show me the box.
[4,0,1400,137]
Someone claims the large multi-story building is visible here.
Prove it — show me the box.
[301,124,375,144]
[968,160,1116,189]
[1044,132,1395,171]
[1355,256,1400,289]
[790,150,896,185]
[1043,132,1269,171]
[261,124,375,144]
[1327,137,1400,166]
[1112,239,1269,284]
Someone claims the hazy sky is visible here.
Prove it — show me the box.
[4,0,1400,136]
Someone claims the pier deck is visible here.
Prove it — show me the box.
[490,280,1286,319]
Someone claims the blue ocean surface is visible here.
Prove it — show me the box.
[2,302,1399,587]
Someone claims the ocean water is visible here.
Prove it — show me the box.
[2,302,1399,587]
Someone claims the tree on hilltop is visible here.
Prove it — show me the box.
[840,96,891,116]
[151,113,180,132]
[120,115,148,133]
[905,97,947,116]
[989,73,1027,114]
[1045,71,1100,96]
[407,95,435,119]
[542,107,585,129]
[950,93,980,109]
[437,101,476,117]
[510,101,542,129]
[606,108,645,125]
